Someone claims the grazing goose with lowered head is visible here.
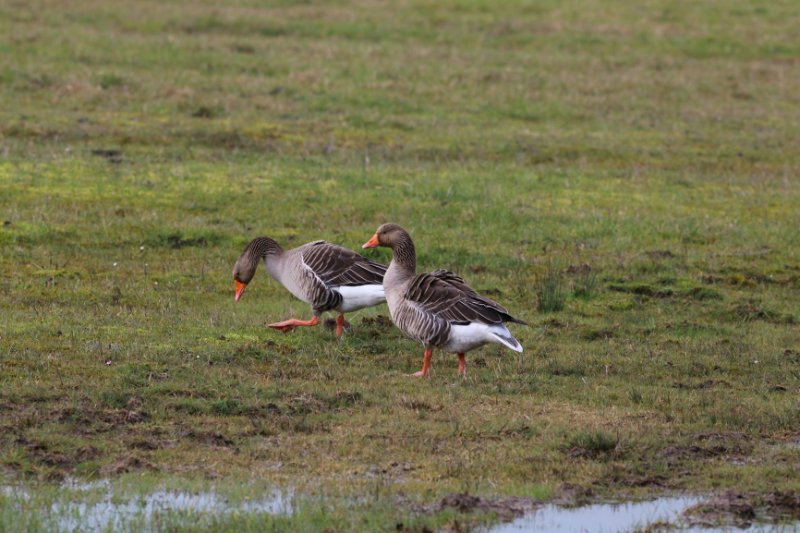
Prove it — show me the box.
[363,223,525,377]
[233,237,387,337]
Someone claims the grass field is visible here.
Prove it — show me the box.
[1,0,799,530]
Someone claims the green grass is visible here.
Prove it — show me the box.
[1,0,800,530]
[537,261,567,312]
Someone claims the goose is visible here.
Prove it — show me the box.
[362,224,525,377]
[233,237,387,337]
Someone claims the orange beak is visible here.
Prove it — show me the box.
[234,279,247,302]
[362,234,380,249]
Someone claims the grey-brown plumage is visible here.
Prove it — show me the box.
[233,237,387,336]
[363,223,524,376]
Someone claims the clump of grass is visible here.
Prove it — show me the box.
[100,391,132,409]
[569,431,617,452]
[581,328,614,341]
[687,286,724,301]
[95,73,125,89]
[210,399,246,416]
[191,105,220,119]
[608,283,673,298]
[730,299,780,322]
[145,230,226,249]
[536,262,566,312]
[573,268,599,300]
[629,389,643,404]
[566,430,619,458]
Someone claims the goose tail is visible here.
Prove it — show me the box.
[489,324,523,352]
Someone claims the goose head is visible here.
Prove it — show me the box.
[362,223,408,250]
[232,254,258,302]
[232,236,283,302]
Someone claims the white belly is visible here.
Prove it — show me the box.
[334,284,386,312]
[442,323,494,353]
[442,322,523,354]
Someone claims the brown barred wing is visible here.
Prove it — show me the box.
[407,270,526,326]
[294,253,342,313]
[431,269,525,324]
[395,297,451,347]
[301,241,387,287]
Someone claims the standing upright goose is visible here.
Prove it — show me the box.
[233,237,387,337]
[363,224,525,377]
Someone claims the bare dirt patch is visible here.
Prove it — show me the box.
[416,492,540,521]
[671,379,731,390]
[566,263,592,275]
[646,250,676,260]
[608,283,673,298]
[596,467,669,489]
[684,490,800,528]
[662,443,748,461]
[101,456,159,476]
[397,397,442,412]
[762,492,800,521]
[684,491,756,528]
[14,437,72,471]
[555,483,594,506]
[181,429,237,449]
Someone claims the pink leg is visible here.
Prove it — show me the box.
[268,315,320,332]
[457,353,466,376]
[335,314,345,338]
[409,348,433,378]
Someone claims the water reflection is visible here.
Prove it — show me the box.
[491,496,701,532]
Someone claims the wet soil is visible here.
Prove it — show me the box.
[417,492,540,521]
[684,490,800,528]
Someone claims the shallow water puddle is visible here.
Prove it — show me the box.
[490,496,701,532]
[489,495,797,532]
[4,479,293,530]
[54,488,292,530]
